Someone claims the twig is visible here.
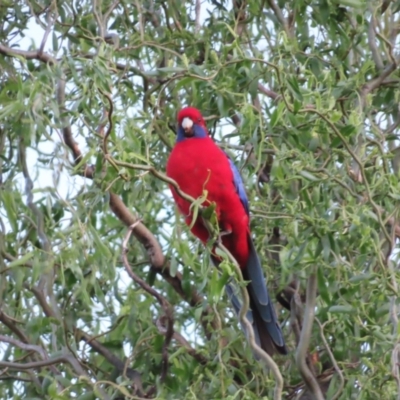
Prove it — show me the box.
[0,354,83,371]
[295,270,324,400]
[92,0,105,38]
[18,143,61,321]
[0,335,48,361]
[38,11,55,56]
[104,0,120,23]
[57,77,95,177]
[360,61,397,102]
[258,83,279,100]
[194,0,201,34]
[316,319,344,400]
[105,157,197,205]
[122,221,174,384]
[290,283,303,346]
[392,343,400,400]
[134,0,145,41]
[217,243,284,400]
[299,108,393,246]
[367,9,384,70]
[156,323,208,365]
[266,0,291,37]
[99,89,114,156]
[77,328,144,395]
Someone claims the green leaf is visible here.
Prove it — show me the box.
[328,305,355,314]
[287,76,303,101]
[89,225,112,259]
[333,0,365,8]
[7,251,35,268]
[158,67,186,73]
[299,170,319,181]
[1,190,18,232]
[170,254,178,277]
[321,234,330,261]
[270,102,285,128]
[317,266,330,303]
[77,392,96,400]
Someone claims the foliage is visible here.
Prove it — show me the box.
[0,0,400,399]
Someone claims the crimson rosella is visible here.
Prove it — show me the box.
[166,107,287,355]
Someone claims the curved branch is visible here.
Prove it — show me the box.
[77,328,144,395]
[0,311,30,344]
[367,11,384,70]
[18,143,61,321]
[122,222,174,383]
[99,89,114,156]
[258,83,280,100]
[0,335,48,360]
[360,61,398,101]
[266,0,291,38]
[195,0,201,34]
[0,354,81,371]
[316,319,344,400]
[57,77,95,177]
[156,321,208,365]
[295,271,324,400]
[217,242,284,400]
[0,43,56,64]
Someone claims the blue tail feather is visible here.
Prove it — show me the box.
[243,235,287,354]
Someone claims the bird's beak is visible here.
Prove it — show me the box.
[181,117,194,136]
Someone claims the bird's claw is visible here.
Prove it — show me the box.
[215,229,232,244]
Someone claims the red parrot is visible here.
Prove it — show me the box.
[166,107,287,355]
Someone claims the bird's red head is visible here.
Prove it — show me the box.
[177,107,206,127]
[176,107,208,140]
[178,107,206,128]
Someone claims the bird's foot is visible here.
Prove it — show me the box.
[215,229,232,244]
[219,229,232,238]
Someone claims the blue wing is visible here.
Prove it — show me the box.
[223,152,249,215]
[222,151,287,354]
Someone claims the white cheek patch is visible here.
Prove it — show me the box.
[182,117,193,130]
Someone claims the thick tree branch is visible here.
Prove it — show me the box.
[0,311,30,344]
[0,43,56,64]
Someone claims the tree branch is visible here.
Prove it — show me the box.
[295,271,324,400]
[367,10,384,70]
[217,243,284,400]
[316,319,344,400]
[360,61,398,103]
[0,43,56,64]
[0,311,30,344]
[266,0,291,37]
[0,335,48,360]
[258,82,280,100]
[122,222,174,384]
[77,328,144,396]
[0,354,82,371]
